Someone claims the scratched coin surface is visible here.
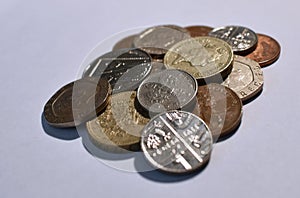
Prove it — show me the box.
[246,33,281,67]
[133,25,190,57]
[141,110,213,173]
[112,34,136,50]
[86,91,149,152]
[82,48,152,93]
[193,84,242,141]
[137,69,197,115]
[185,25,213,37]
[164,36,233,80]
[44,78,110,128]
[209,25,258,54]
[222,55,263,102]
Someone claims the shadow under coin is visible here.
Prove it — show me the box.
[242,88,263,105]
[41,113,79,140]
[215,119,242,143]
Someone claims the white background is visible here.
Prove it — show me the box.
[1,0,299,197]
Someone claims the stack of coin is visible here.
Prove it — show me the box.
[43,24,280,174]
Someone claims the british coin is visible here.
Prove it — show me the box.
[141,110,213,173]
[193,84,242,141]
[137,69,197,115]
[185,25,213,37]
[133,25,190,58]
[164,36,233,81]
[246,33,281,67]
[44,78,110,128]
[209,25,258,54]
[82,48,152,93]
[86,91,149,152]
[222,55,264,102]
[112,34,136,50]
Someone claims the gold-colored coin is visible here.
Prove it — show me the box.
[164,36,233,81]
[86,91,149,152]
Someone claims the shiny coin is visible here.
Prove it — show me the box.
[137,69,197,115]
[185,25,213,37]
[133,25,190,58]
[86,91,149,152]
[141,110,213,174]
[164,36,233,81]
[44,78,110,128]
[112,34,136,50]
[82,48,152,93]
[222,55,263,102]
[209,25,258,54]
[246,33,281,67]
[193,84,242,141]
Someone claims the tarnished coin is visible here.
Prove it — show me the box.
[44,78,110,128]
[86,91,149,152]
[193,84,242,141]
[209,25,258,54]
[133,25,190,58]
[82,48,152,93]
[185,25,213,37]
[222,55,263,102]
[137,69,197,115]
[112,34,136,50]
[246,33,281,67]
[141,110,213,174]
[164,36,233,81]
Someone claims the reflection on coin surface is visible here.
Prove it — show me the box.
[133,25,190,57]
[112,34,136,50]
[222,55,263,102]
[141,110,213,173]
[209,26,258,54]
[185,25,213,37]
[164,36,233,80]
[246,33,281,67]
[86,91,149,152]
[44,78,110,128]
[193,84,242,141]
[82,48,152,93]
[137,69,197,115]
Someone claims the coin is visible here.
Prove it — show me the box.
[193,84,242,141]
[86,91,149,152]
[209,25,258,54]
[141,110,213,173]
[82,48,152,93]
[185,25,213,37]
[164,36,233,81]
[149,61,166,75]
[222,55,263,102]
[112,34,136,50]
[137,69,198,115]
[44,78,110,128]
[133,25,190,58]
[246,33,281,67]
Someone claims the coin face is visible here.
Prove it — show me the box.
[222,55,263,102]
[164,36,233,80]
[193,84,242,141]
[112,34,136,50]
[133,25,190,57]
[209,26,258,54]
[86,91,149,152]
[185,25,213,37]
[82,48,152,93]
[141,110,213,173]
[137,69,198,115]
[246,33,281,67]
[44,78,110,128]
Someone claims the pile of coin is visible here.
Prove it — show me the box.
[44,24,280,174]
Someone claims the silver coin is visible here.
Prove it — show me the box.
[149,61,166,75]
[209,25,258,54]
[82,48,152,93]
[141,110,213,173]
[137,69,197,115]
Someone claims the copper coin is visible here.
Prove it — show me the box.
[112,34,136,50]
[44,78,111,128]
[185,25,213,37]
[246,33,281,67]
[193,84,242,141]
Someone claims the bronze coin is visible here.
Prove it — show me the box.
[246,33,281,67]
[185,25,213,37]
[44,78,111,128]
[112,34,136,50]
[193,83,242,141]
